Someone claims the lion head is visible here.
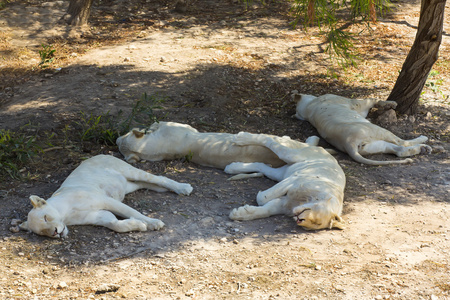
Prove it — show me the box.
[20,195,68,238]
[292,201,344,230]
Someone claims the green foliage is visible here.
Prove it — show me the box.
[184,150,194,162]
[1,93,165,180]
[0,126,41,179]
[38,44,56,68]
[118,92,165,133]
[291,0,392,66]
[326,28,357,67]
[76,92,165,145]
[0,0,10,10]
[77,112,118,145]
[425,70,446,99]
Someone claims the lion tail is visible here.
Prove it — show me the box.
[345,146,414,165]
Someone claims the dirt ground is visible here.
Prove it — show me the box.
[1,0,450,299]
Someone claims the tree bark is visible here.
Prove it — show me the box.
[387,0,446,115]
[60,0,95,26]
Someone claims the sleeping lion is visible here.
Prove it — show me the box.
[295,93,432,165]
[225,133,346,230]
[116,121,305,168]
[20,155,193,238]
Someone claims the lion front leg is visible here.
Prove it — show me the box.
[229,197,290,221]
[373,100,397,111]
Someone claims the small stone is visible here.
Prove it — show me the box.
[58,282,68,289]
[219,237,227,243]
[123,57,131,62]
[160,56,167,62]
[376,109,397,125]
[96,283,120,294]
[315,265,322,270]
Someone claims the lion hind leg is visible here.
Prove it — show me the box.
[229,197,290,221]
[125,169,192,195]
[85,210,149,233]
[102,198,165,230]
[224,162,288,182]
[125,181,169,194]
[361,140,431,157]
[371,129,428,147]
[346,144,413,165]
[234,132,305,165]
[398,135,428,146]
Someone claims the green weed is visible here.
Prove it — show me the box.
[0,0,10,10]
[425,70,446,99]
[184,150,194,162]
[76,112,118,145]
[118,92,165,132]
[38,44,56,68]
[76,92,166,145]
[0,126,41,179]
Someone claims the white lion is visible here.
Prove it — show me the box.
[116,121,306,169]
[295,93,432,165]
[225,133,346,230]
[20,155,193,238]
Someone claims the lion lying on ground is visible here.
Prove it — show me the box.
[295,93,432,165]
[20,155,193,238]
[117,121,306,168]
[224,133,346,230]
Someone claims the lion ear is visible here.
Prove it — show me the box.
[330,215,345,230]
[29,195,47,208]
[132,129,145,138]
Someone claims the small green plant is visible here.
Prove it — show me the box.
[38,44,56,68]
[425,70,445,98]
[77,111,118,145]
[0,127,41,179]
[76,92,166,145]
[118,92,165,133]
[184,150,194,162]
[290,0,391,67]
[0,1,8,10]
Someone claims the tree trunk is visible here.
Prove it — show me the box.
[60,0,95,26]
[387,0,446,115]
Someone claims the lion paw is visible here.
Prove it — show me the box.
[146,219,165,231]
[375,100,397,110]
[128,219,148,232]
[229,205,258,220]
[176,183,193,195]
[420,144,432,155]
